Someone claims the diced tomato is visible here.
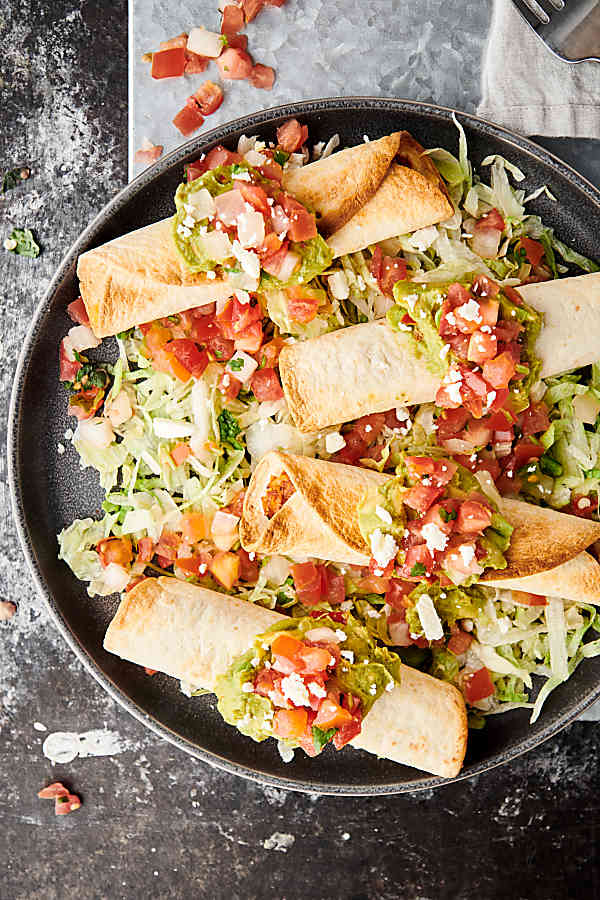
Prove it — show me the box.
[494,320,523,345]
[297,645,333,675]
[369,556,394,578]
[180,512,210,543]
[191,81,224,116]
[378,256,408,296]
[250,367,284,401]
[355,574,391,594]
[67,297,90,326]
[222,490,246,518]
[235,181,270,214]
[385,579,413,610]
[436,382,462,411]
[511,590,547,606]
[332,430,368,466]
[204,145,242,169]
[332,711,363,750]
[521,237,545,267]
[447,282,472,306]
[271,632,304,662]
[464,666,495,704]
[447,630,473,655]
[216,47,253,80]
[321,567,345,605]
[279,194,317,242]
[277,119,308,153]
[38,782,69,799]
[482,351,516,390]
[353,413,386,444]
[173,103,205,137]
[187,158,208,182]
[154,531,181,563]
[404,456,457,487]
[234,320,263,352]
[219,297,262,337]
[209,550,240,589]
[476,208,505,232]
[59,338,82,382]
[258,336,286,368]
[237,548,259,583]
[313,699,353,729]
[261,243,292,277]
[461,418,494,447]
[242,0,264,21]
[159,33,188,50]
[221,4,245,33]
[457,500,492,534]
[171,442,191,466]
[521,403,550,436]
[511,438,545,470]
[442,539,482,578]
[134,143,163,166]
[422,498,460,536]
[401,544,434,578]
[151,46,186,79]
[403,484,444,513]
[249,64,275,89]
[273,708,308,739]
[454,300,483,335]
[254,667,277,697]
[97,537,133,568]
[474,455,501,481]
[436,408,470,441]
[467,330,497,364]
[286,286,321,323]
[471,275,501,298]
[184,49,209,74]
[176,555,211,577]
[167,339,209,379]
[291,561,322,606]
[219,372,242,399]
[209,334,235,362]
[137,536,155,563]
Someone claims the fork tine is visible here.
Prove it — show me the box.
[511,0,550,27]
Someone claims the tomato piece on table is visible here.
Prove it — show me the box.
[191,81,224,116]
[173,102,205,137]
[151,46,186,79]
[249,64,275,90]
[216,47,253,80]
[221,4,245,33]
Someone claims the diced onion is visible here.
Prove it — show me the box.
[102,563,130,593]
[76,417,114,449]
[153,418,195,439]
[261,555,291,586]
[187,27,224,58]
[305,627,341,643]
[67,324,101,352]
[470,228,501,259]
[211,510,240,550]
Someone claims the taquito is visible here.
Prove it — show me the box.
[104,577,468,777]
[280,273,600,433]
[240,451,600,595]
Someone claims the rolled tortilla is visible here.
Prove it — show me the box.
[284,131,453,250]
[520,272,600,377]
[240,451,600,593]
[282,132,404,236]
[484,551,600,605]
[280,273,600,433]
[104,577,468,777]
[77,218,235,338]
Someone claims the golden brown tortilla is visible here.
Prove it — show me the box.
[241,452,600,592]
[104,577,468,777]
[77,218,235,338]
[282,132,404,236]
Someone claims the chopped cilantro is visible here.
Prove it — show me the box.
[214,348,224,359]
[439,508,457,523]
[312,725,337,753]
[218,409,244,450]
[410,562,427,577]
[6,227,40,258]
[273,150,290,166]
[229,358,244,371]
[220,34,228,48]
[116,328,133,339]
[70,363,109,392]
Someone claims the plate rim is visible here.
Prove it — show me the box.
[8,95,600,796]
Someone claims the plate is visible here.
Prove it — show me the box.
[8,98,600,795]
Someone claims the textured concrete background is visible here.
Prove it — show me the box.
[2,2,600,898]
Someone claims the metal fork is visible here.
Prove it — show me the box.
[511,0,600,62]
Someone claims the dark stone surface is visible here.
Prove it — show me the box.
[2,2,600,898]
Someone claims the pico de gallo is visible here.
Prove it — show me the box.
[215,615,401,756]
[58,117,600,740]
[357,452,513,586]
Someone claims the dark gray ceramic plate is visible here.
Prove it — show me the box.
[8,98,600,795]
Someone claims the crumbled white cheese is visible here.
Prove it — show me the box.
[458,543,476,566]
[277,741,294,763]
[375,505,393,525]
[231,240,260,282]
[280,673,310,707]
[206,270,216,280]
[369,684,377,696]
[235,289,250,305]
[325,432,346,454]
[456,298,482,323]
[242,682,254,693]
[410,226,438,252]
[385,680,394,692]
[232,170,252,182]
[308,681,326,698]
[334,629,347,643]
[415,593,444,641]
[578,497,591,509]
[395,406,410,422]
[364,424,372,433]
[57,442,65,455]
[421,522,449,554]
[369,528,398,569]
[340,650,355,663]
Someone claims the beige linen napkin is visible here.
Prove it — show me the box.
[478,0,600,137]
